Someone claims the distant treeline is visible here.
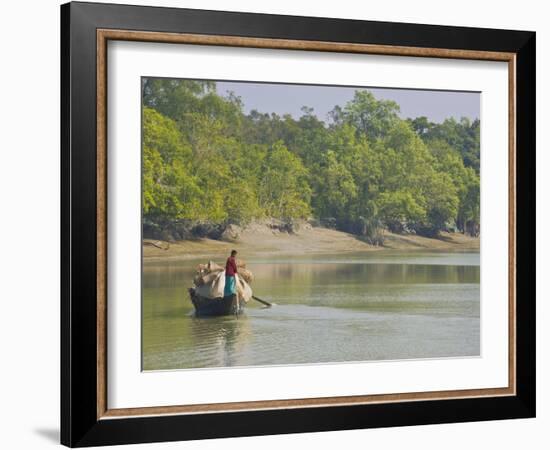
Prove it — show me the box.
[142,79,480,242]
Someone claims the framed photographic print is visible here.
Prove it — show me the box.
[60,1,536,447]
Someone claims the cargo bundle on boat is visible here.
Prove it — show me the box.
[189,261,254,317]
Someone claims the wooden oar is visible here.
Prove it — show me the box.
[252,295,273,308]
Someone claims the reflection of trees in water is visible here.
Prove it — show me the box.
[252,262,479,284]
[188,315,252,367]
[249,262,480,314]
[143,264,194,289]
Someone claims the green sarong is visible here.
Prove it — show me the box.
[224,275,236,297]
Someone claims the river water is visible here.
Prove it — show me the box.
[142,250,480,370]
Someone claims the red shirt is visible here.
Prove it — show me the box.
[225,256,237,277]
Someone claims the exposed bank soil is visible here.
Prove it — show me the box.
[143,224,479,261]
[381,231,479,250]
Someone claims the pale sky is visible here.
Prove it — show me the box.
[216,80,480,124]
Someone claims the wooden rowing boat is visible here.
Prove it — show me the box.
[188,288,244,317]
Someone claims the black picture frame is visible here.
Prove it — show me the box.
[61,1,535,447]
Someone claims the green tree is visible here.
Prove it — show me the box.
[141,81,479,242]
[458,168,480,235]
[421,117,480,173]
[313,150,358,219]
[339,90,400,141]
[259,141,311,219]
[378,190,426,232]
[143,78,215,120]
[142,107,203,219]
[419,171,460,235]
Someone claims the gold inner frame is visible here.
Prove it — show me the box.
[96,29,517,420]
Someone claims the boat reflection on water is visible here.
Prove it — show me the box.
[187,313,252,368]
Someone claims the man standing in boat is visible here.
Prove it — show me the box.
[224,250,238,298]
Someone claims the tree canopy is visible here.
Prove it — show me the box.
[142,78,480,240]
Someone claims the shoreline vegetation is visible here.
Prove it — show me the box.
[142,79,480,260]
[143,219,479,261]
